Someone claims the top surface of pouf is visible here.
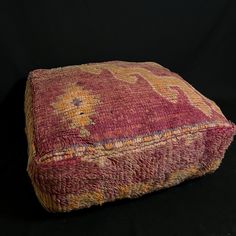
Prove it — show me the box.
[27,61,231,161]
[25,61,235,212]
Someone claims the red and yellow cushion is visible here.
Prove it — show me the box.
[25,61,236,212]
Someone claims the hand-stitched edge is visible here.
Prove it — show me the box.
[29,61,167,81]
[25,75,37,171]
[35,122,235,165]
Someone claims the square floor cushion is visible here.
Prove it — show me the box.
[25,61,236,212]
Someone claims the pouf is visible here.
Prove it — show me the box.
[25,61,236,212]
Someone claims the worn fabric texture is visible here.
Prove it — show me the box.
[25,61,236,212]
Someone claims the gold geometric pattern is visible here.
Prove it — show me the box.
[52,83,100,137]
[79,63,222,117]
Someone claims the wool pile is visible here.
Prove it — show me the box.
[25,61,236,212]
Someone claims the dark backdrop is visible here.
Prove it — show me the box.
[0,1,236,236]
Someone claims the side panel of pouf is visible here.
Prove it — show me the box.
[27,125,235,212]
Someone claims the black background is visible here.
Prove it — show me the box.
[0,0,236,235]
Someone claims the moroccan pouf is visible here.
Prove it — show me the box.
[25,61,236,212]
